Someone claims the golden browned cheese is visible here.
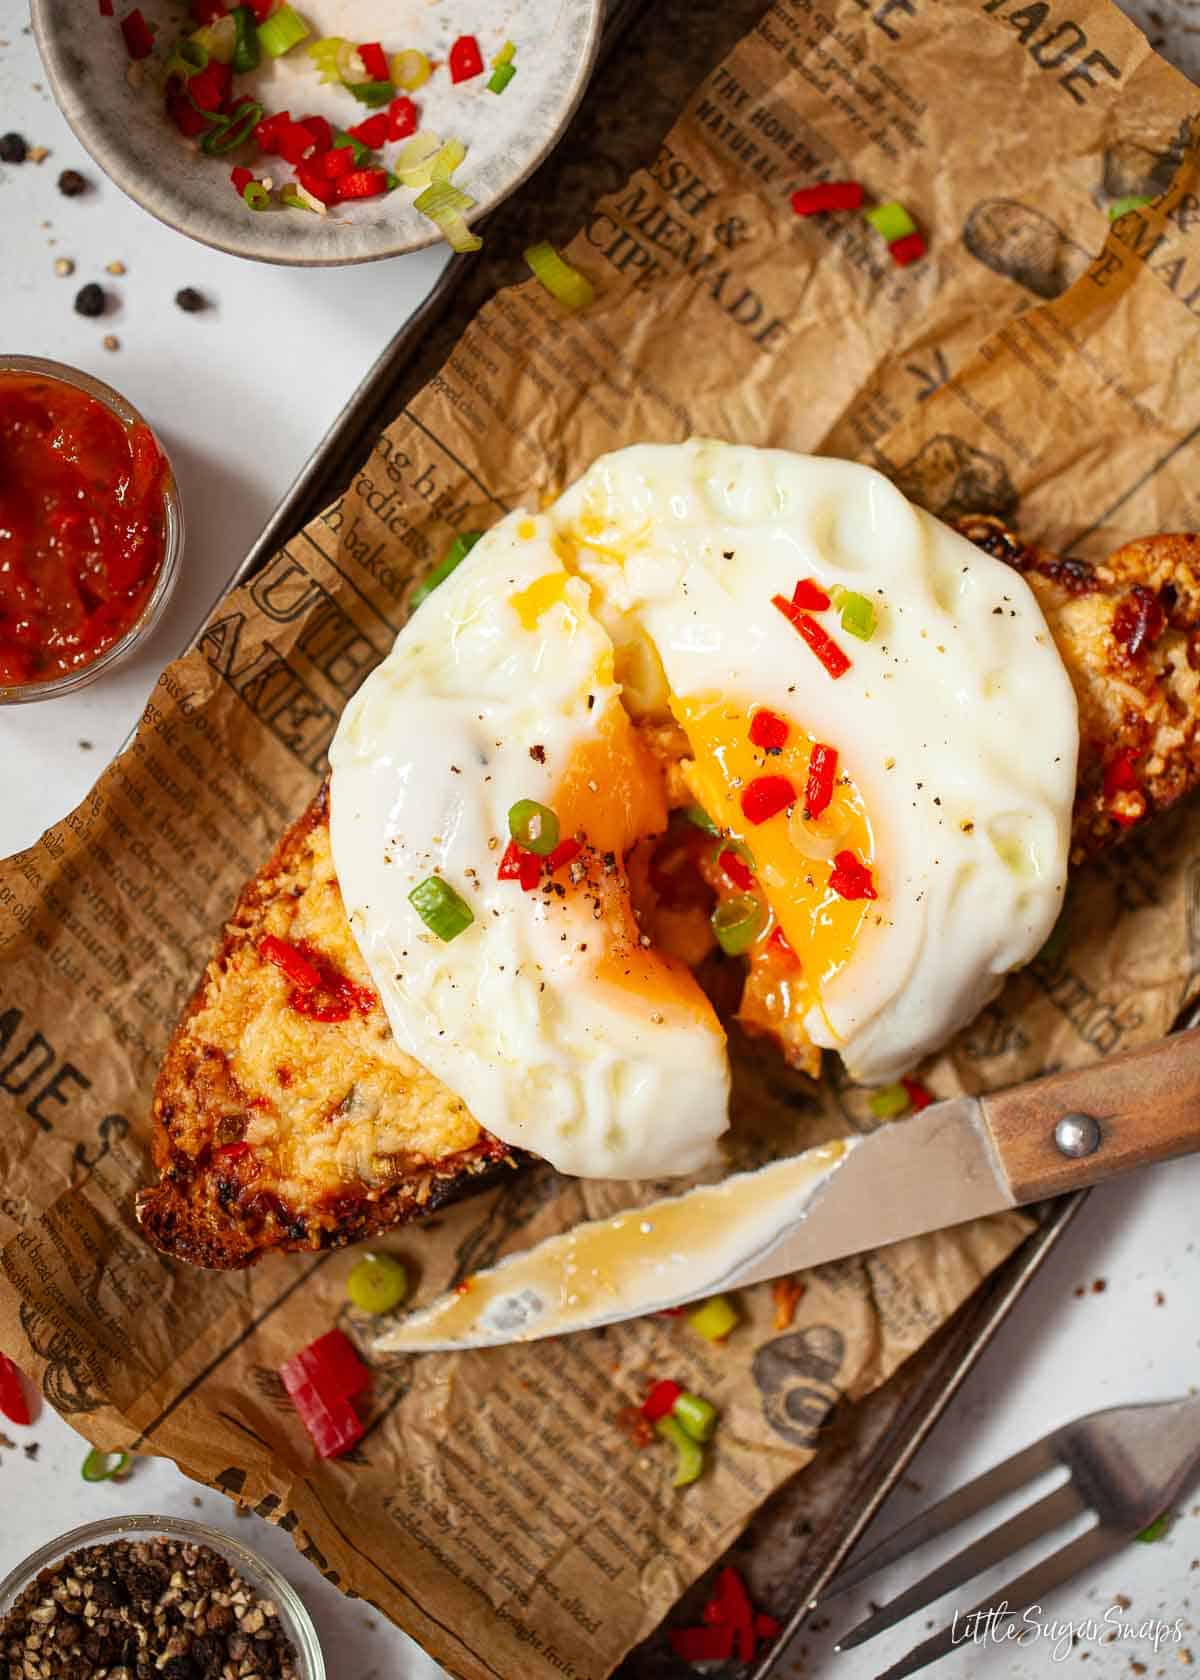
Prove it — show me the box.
[138,527,1199,1268]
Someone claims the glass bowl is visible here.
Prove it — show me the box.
[0,354,184,705]
[0,1514,324,1678]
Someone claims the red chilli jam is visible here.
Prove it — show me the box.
[0,370,170,687]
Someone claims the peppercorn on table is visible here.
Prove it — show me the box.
[3,1,1200,1677]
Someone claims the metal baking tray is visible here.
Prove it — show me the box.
[212,0,1178,1668]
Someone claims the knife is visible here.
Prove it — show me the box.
[376,1025,1200,1354]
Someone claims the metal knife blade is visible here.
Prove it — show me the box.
[375,1093,1011,1354]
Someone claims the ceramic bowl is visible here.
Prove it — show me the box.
[31,0,602,266]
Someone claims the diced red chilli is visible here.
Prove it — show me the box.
[300,114,333,154]
[498,840,542,892]
[828,849,877,901]
[357,40,389,81]
[276,120,316,165]
[0,1353,31,1428]
[901,1076,932,1111]
[547,837,582,874]
[168,93,212,137]
[719,849,754,891]
[99,0,114,15]
[191,0,227,21]
[749,708,789,752]
[805,742,838,818]
[259,934,322,992]
[888,231,927,267]
[449,34,484,81]
[387,96,418,141]
[296,167,337,205]
[254,109,290,150]
[755,1613,783,1642]
[768,925,798,965]
[790,180,864,215]
[281,1328,370,1401]
[335,168,390,201]
[216,1141,251,1161]
[1112,584,1165,660]
[247,0,273,18]
[772,594,851,678]
[348,112,389,148]
[640,1379,683,1422]
[741,775,795,826]
[791,576,831,611]
[321,146,357,179]
[120,7,155,56]
[669,1625,734,1663]
[1103,752,1139,796]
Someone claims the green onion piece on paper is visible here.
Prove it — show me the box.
[409,876,474,942]
[230,6,260,73]
[348,78,396,106]
[864,200,916,242]
[488,62,517,93]
[655,1415,705,1487]
[869,1082,910,1120]
[688,1295,739,1343]
[509,799,561,857]
[672,1392,718,1443]
[411,530,483,608]
[683,804,719,836]
[347,1253,409,1314]
[257,4,310,57]
[81,1448,131,1483]
[839,590,876,641]
[1108,194,1153,221]
[524,241,594,312]
[711,893,765,957]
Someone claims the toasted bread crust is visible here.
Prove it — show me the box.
[137,786,517,1269]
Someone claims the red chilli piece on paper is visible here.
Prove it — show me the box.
[888,231,927,267]
[640,1380,683,1422]
[791,576,831,611]
[901,1076,933,1111]
[790,180,864,215]
[771,595,851,678]
[0,1353,31,1427]
[741,776,795,826]
[829,849,877,901]
[749,708,789,752]
[805,742,838,819]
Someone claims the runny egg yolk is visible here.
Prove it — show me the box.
[672,695,877,1016]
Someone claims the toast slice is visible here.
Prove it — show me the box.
[137,526,1200,1268]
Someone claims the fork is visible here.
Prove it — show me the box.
[813,1394,1200,1680]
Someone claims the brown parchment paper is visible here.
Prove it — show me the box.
[3,0,1200,1674]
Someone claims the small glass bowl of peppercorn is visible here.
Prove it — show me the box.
[0,354,184,704]
[0,1515,325,1679]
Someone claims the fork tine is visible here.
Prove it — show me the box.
[834,1479,1086,1650]
[816,1436,1059,1602]
[864,1523,1125,1680]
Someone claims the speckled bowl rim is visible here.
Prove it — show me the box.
[31,0,604,266]
[0,1514,324,1678]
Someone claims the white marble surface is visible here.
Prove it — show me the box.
[3,3,1200,1678]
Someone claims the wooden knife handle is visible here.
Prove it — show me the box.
[979,1025,1200,1203]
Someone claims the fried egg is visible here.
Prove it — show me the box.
[330,441,1078,1179]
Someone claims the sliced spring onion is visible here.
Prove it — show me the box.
[1108,194,1152,220]
[410,530,483,607]
[493,39,516,65]
[656,1415,704,1487]
[431,138,467,182]
[81,1448,131,1483]
[334,38,369,82]
[438,213,483,254]
[838,590,875,640]
[672,1392,718,1443]
[165,39,209,81]
[392,48,432,89]
[394,130,443,187]
[190,17,235,62]
[488,62,516,93]
[508,799,560,856]
[409,875,474,941]
[307,35,346,81]
[1137,1513,1170,1542]
[711,894,765,956]
[257,3,310,56]
[864,200,916,241]
[524,240,594,311]
[688,1294,739,1342]
[204,101,263,155]
[348,78,395,107]
[414,180,473,218]
[281,183,322,213]
[684,804,719,836]
[346,1252,409,1314]
[715,835,756,873]
[869,1082,910,1120]
[242,179,271,209]
[230,5,260,73]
